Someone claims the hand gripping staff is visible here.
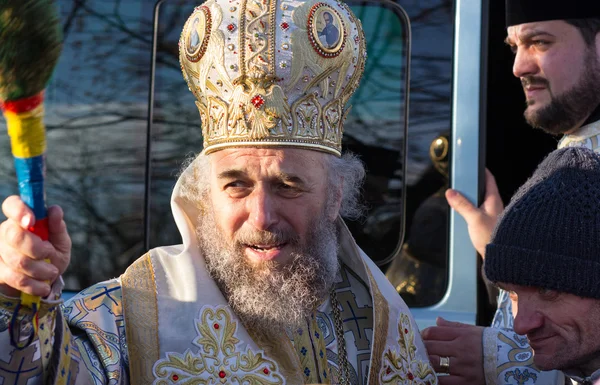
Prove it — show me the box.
[0,0,63,348]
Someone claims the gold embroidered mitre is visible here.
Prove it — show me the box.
[179,0,367,156]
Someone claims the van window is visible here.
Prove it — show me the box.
[385,0,454,307]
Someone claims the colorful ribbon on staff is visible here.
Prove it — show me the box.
[1,91,48,348]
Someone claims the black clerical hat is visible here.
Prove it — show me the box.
[506,0,600,27]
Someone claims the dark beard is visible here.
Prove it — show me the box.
[196,201,340,334]
[523,50,600,135]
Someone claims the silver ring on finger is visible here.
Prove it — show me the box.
[439,356,450,374]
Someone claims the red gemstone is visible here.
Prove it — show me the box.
[404,328,409,334]
[408,372,414,380]
[172,374,179,381]
[280,22,289,31]
[263,368,269,374]
[214,323,220,329]
[251,95,265,109]
[386,367,391,375]
[219,371,226,378]
[227,23,236,32]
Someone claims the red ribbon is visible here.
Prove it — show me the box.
[0,91,44,114]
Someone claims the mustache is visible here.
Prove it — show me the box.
[521,76,549,89]
[234,228,299,247]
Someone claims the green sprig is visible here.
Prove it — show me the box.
[0,0,63,101]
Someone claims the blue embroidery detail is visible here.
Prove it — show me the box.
[504,368,538,384]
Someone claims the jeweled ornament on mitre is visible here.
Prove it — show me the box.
[179,0,366,156]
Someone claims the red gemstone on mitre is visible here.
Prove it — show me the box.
[227,23,236,32]
[172,374,179,381]
[214,323,220,329]
[404,328,409,334]
[251,95,266,109]
[280,21,290,30]
[263,368,270,374]
[408,372,414,380]
[219,371,226,378]
[386,367,391,375]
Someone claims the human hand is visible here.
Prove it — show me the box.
[445,169,503,258]
[0,196,71,297]
[421,317,485,385]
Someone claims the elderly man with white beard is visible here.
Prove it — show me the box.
[0,0,438,384]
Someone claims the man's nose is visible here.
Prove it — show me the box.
[247,187,279,230]
[513,304,544,336]
[513,47,538,79]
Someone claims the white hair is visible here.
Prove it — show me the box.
[325,152,366,220]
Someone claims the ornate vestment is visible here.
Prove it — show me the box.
[0,161,437,385]
[483,119,600,385]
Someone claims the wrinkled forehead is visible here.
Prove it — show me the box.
[207,147,332,180]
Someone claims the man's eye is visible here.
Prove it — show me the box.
[224,181,246,188]
[224,181,251,195]
[538,288,559,300]
[278,183,302,196]
[532,40,549,47]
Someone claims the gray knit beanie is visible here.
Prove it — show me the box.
[484,147,600,299]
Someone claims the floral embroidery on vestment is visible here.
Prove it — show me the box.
[379,313,437,384]
[504,368,538,385]
[152,305,284,384]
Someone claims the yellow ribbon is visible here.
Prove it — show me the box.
[4,104,46,158]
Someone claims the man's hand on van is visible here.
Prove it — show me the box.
[445,169,503,259]
[0,196,71,298]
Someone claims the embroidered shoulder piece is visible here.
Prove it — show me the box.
[152,305,284,384]
[380,313,438,385]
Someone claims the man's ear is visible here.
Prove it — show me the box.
[327,177,343,221]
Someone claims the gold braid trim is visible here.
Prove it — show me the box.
[122,253,160,384]
[365,268,389,384]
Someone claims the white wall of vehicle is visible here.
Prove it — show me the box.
[411,0,483,329]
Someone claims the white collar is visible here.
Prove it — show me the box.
[558,120,600,150]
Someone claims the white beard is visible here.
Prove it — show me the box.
[196,200,340,333]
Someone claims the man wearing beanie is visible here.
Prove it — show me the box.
[425,148,600,385]
[486,146,600,385]
[423,1,600,384]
